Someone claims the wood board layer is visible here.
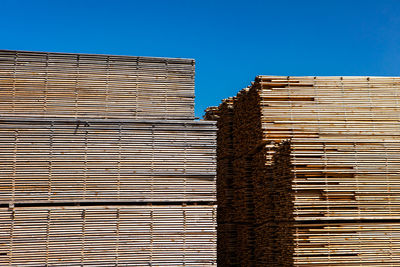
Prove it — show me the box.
[290,139,400,221]
[0,205,216,266]
[292,221,400,266]
[0,50,195,120]
[0,118,216,203]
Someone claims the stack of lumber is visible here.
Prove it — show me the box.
[0,49,195,120]
[206,76,400,266]
[0,50,216,266]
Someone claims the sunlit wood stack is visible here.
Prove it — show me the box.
[206,76,400,266]
[0,205,216,266]
[0,49,195,120]
[0,117,216,204]
[0,50,216,266]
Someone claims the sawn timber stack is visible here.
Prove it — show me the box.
[0,205,216,266]
[0,117,215,203]
[0,49,195,120]
[0,49,216,266]
[206,76,400,266]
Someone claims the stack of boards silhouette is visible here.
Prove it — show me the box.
[0,50,216,266]
[206,76,400,266]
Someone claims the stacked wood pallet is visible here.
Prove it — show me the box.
[206,76,400,266]
[0,50,216,266]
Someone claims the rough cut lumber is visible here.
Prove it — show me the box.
[0,49,195,120]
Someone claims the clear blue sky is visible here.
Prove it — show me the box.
[1,0,399,118]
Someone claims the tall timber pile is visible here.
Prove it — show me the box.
[205,76,400,266]
[0,49,216,266]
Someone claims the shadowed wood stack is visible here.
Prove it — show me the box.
[0,50,216,266]
[206,76,400,266]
